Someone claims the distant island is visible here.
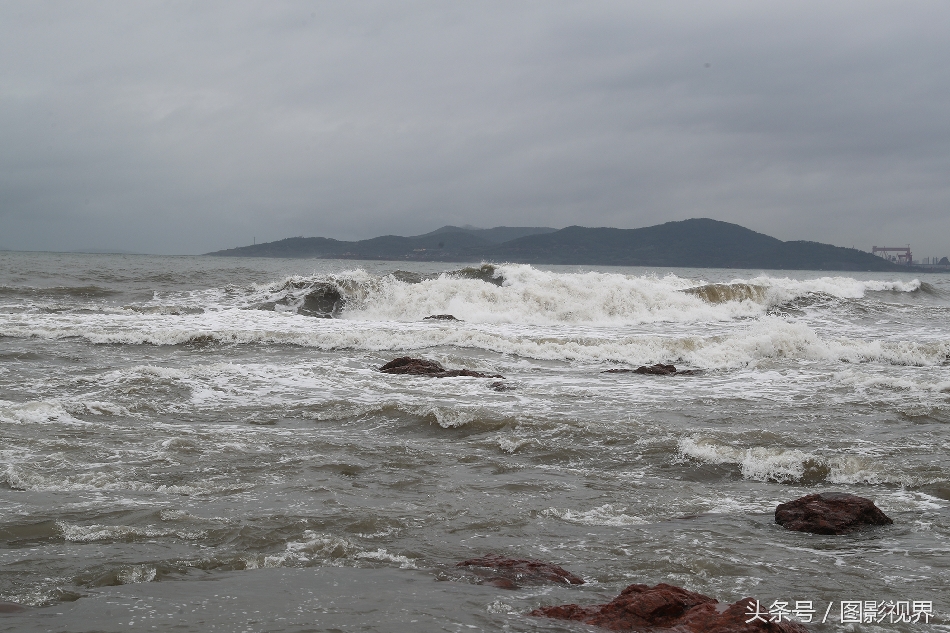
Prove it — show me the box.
[206,218,912,272]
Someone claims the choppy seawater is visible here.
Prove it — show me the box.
[1,252,948,632]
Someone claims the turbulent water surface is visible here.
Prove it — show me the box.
[1,252,949,632]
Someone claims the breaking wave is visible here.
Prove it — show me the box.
[3,317,948,368]
[2,265,935,327]
[676,437,936,486]
[238,266,932,325]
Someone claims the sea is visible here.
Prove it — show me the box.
[1,251,948,632]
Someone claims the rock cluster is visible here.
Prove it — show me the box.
[460,494,893,629]
[456,554,584,589]
[531,583,808,632]
[775,492,893,535]
[423,314,460,321]
[378,357,503,379]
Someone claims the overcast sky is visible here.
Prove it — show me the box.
[2,1,948,257]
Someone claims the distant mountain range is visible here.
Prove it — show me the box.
[206,219,907,271]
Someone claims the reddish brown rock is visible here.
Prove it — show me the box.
[775,492,893,535]
[378,357,503,379]
[531,584,808,632]
[457,554,584,589]
[0,601,26,614]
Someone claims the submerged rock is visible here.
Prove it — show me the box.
[457,554,584,589]
[775,492,893,535]
[378,357,503,379]
[489,381,514,392]
[423,314,460,321]
[0,601,26,613]
[604,364,701,376]
[531,583,808,632]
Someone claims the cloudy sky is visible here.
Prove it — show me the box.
[2,1,948,257]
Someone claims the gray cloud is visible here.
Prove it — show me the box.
[1,1,948,258]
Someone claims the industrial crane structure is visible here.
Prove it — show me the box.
[872,245,913,265]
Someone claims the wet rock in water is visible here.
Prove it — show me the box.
[0,601,26,613]
[775,492,893,535]
[531,583,809,632]
[604,364,701,376]
[423,314,460,321]
[489,381,514,392]
[378,357,504,379]
[636,363,678,375]
[298,283,343,318]
[457,554,584,589]
[437,369,504,378]
[379,357,446,375]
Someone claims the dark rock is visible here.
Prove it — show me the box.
[378,357,504,379]
[457,554,584,589]
[635,364,677,375]
[438,369,505,378]
[0,601,26,614]
[603,364,701,376]
[379,357,446,375]
[531,583,809,632]
[775,492,893,535]
[489,381,514,392]
[424,314,460,321]
[298,283,344,318]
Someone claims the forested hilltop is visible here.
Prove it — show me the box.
[207,219,905,272]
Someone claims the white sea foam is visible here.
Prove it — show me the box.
[57,521,205,542]
[497,435,538,453]
[0,463,251,496]
[343,266,928,324]
[0,400,90,426]
[542,504,647,526]
[5,267,927,331]
[677,437,921,486]
[116,565,158,584]
[833,370,950,394]
[243,531,416,570]
[4,312,948,370]
[1,267,946,377]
